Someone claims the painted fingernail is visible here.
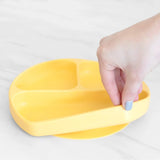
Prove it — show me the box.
[125,101,133,111]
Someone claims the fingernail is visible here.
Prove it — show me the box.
[125,101,133,111]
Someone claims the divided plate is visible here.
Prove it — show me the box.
[9,59,150,139]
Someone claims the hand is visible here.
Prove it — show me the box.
[97,13,160,110]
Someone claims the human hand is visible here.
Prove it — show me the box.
[97,14,160,110]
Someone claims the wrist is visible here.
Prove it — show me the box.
[152,13,160,62]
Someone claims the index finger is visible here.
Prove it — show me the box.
[99,63,121,105]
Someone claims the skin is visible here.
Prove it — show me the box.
[97,13,160,109]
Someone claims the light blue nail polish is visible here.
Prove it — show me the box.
[125,101,133,111]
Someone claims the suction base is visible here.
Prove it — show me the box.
[54,123,128,140]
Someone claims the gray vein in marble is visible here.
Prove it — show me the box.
[118,133,160,152]
[36,32,95,47]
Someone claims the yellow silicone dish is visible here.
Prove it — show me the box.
[9,59,150,139]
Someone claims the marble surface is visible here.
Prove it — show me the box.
[1,0,160,159]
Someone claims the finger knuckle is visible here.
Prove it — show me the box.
[99,37,106,45]
[96,46,104,58]
[131,72,142,82]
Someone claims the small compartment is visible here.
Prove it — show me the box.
[15,60,78,90]
[79,62,104,89]
[13,91,112,122]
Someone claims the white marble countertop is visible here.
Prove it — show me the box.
[1,0,160,160]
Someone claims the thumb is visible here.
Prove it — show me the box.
[122,72,142,111]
